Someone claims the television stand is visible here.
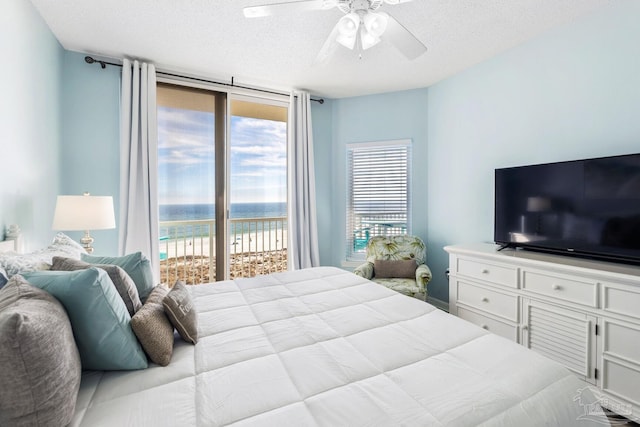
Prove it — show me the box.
[445,243,640,423]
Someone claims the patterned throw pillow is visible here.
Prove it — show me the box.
[131,285,174,366]
[0,232,87,278]
[0,275,81,426]
[163,280,198,344]
[51,256,142,316]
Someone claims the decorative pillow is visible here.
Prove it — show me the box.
[0,275,81,426]
[0,266,7,289]
[82,252,155,302]
[163,280,198,344]
[373,259,418,279]
[0,232,86,278]
[47,232,87,258]
[0,252,52,279]
[22,268,148,371]
[131,285,174,366]
[51,256,142,316]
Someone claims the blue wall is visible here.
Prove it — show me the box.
[312,89,429,268]
[5,0,639,297]
[0,0,63,250]
[61,51,121,254]
[314,1,640,302]
[311,98,334,266]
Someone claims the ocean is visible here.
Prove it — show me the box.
[159,202,287,221]
[159,202,287,237]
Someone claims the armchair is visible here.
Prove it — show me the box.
[353,235,432,300]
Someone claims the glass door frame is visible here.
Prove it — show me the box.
[157,74,290,281]
[225,93,290,279]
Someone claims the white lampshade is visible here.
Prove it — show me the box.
[52,195,116,231]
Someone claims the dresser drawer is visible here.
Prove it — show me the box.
[457,306,518,342]
[456,281,518,322]
[521,269,597,307]
[456,258,518,288]
[602,283,640,321]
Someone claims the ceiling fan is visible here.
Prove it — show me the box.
[243,0,427,61]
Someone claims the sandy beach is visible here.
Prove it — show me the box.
[159,229,288,285]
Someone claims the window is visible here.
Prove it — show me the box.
[156,82,289,284]
[346,140,412,260]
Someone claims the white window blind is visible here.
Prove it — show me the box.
[346,140,412,260]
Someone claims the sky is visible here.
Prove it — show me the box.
[157,106,287,205]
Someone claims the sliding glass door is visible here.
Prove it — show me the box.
[156,83,226,284]
[229,96,288,278]
[156,84,289,284]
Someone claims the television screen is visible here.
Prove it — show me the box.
[494,153,640,264]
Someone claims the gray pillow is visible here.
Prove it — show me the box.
[163,280,198,344]
[51,256,142,316]
[131,285,174,366]
[0,275,81,426]
[373,259,418,279]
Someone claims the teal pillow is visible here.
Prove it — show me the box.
[0,266,7,289]
[82,252,155,302]
[22,268,148,371]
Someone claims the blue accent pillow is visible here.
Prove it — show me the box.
[22,268,148,371]
[0,266,7,289]
[81,252,155,302]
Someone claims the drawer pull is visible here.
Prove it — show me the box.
[481,269,489,274]
[522,325,529,331]
[481,324,489,330]
[481,297,489,303]
[552,284,561,291]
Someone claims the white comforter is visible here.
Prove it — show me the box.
[71,267,608,426]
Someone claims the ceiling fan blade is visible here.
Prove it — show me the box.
[244,0,334,18]
[313,21,341,65]
[383,12,427,60]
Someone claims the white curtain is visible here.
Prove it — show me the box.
[287,91,320,269]
[119,59,160,281]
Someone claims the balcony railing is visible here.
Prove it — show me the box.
[159,217,287,285]
[351,213,407,254]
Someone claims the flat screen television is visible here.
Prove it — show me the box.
[494,153,640,264]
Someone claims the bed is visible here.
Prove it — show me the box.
[62,266,608,426]
[0,235,609,426]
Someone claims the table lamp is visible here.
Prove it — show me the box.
[52,193,116,254]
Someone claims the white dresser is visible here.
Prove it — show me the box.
[445,243,640,421]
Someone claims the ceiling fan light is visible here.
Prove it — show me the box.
[337,13,360,37]
[336,33,357,49]
[364,12,388,38]
[360,28,381,50]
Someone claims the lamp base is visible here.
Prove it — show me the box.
[80,231,95,254]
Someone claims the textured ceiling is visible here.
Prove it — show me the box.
[29,0,611,98]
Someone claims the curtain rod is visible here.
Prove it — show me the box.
[84,56,325,104]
